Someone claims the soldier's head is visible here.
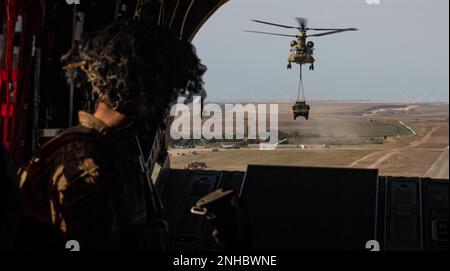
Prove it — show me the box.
[62,19,206,125]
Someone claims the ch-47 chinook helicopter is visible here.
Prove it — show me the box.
[246,18,358,120]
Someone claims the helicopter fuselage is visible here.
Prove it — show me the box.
[288,33,315,69]
[288,51,315,65]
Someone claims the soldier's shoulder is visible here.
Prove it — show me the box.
[17,128,92,223]
[19,126,114,219]
[39,125,102,159]
[19,125,110,189]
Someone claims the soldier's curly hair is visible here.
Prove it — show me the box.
[61,19,206,119]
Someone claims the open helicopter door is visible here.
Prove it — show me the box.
[0,0,231,166]
[293,65,310,120]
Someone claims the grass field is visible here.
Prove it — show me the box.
[171,149,374,171]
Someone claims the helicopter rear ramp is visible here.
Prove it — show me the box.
[157,166,449,251]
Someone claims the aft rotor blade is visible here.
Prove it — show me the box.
[251,19,299,30]
[307,28,358,37]
[245,30,299,38]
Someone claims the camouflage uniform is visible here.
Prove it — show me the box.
[19,112,167,251]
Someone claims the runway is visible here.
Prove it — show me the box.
[425,149,449,179]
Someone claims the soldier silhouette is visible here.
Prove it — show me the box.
[18,19,206,251]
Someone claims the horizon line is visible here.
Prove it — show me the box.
[201,99,450,104]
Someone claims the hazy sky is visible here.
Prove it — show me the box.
[193,0,449,102]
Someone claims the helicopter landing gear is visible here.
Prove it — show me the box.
[309,64,314,71]
[287,63,292,70]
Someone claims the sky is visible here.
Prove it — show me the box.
[192,0,449,102]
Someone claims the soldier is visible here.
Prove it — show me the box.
[18,19,206,251]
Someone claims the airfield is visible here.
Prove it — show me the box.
[169,102,449,179]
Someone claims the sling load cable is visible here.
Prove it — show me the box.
[297,64,306,102]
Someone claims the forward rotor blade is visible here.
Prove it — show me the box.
[307,27,358,31]
[251,19,299,30]
[245,30,299,38]
[307,28,358,37]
